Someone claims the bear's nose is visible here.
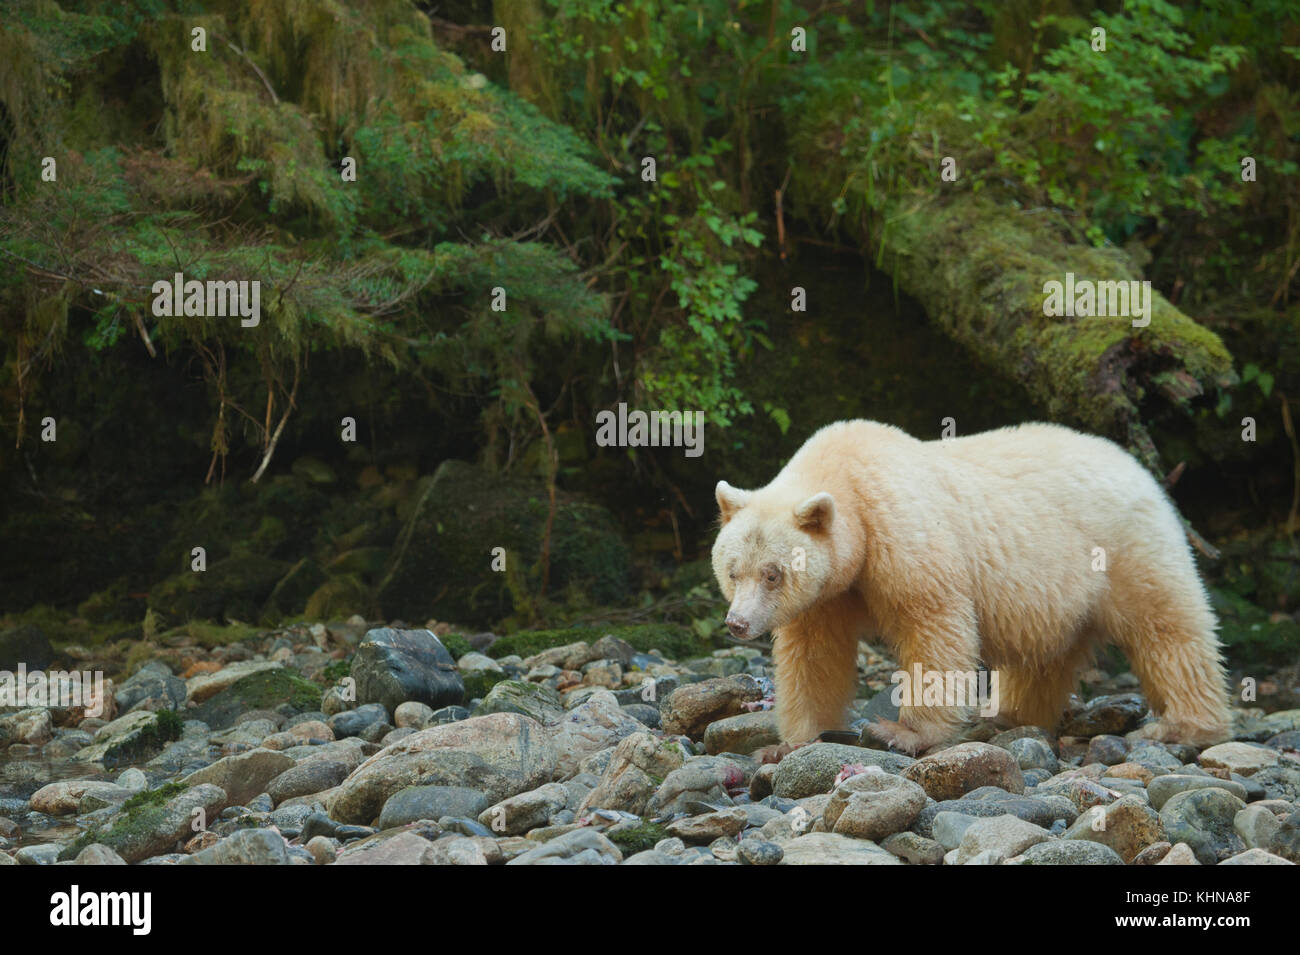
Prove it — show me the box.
[725,612,750,639]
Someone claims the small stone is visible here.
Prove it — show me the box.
[1160,788,1247,865]
[1155,842,1201,865]
[1219,848,1295,865]
[953,814,1052,865]
[659,675,765,739]
[1085,735,1129,766]
[823,767,927,840]
[1011,840,1124,865]
[1198,742,1280,777]
[1233,804,1281,850]
[901,742,1025,801]
[1147,774,1248,810]
[666,807,748,844]
[1061,794,1165,863]
[737,838,784,865]
[880,831,945,865]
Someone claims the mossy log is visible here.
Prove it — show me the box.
[788,134,1236,482]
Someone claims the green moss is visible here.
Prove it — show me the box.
[1210,587,1300,668]
[461,669,507,701]
[607,822,669,855]
[161,620,264,648]
[120,780,189,815]
[440,633,473,660]
[102,710,185,769]
[486,623,710,662]
[303,575,369,620]
[318,659,353,686]
[58,781,191,862]
[224,668,324,711]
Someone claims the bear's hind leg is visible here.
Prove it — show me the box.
[771,591,865,745]
[1104,584,1231,746]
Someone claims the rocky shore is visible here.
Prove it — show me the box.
[2,621,1298,865]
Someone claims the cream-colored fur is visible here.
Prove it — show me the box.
[711,420,1232,753]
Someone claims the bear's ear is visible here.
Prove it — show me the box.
[794,492,835,532]
[716,480,750,524]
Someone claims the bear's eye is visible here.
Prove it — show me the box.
[762,564,782,588]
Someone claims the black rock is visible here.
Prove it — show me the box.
[352,628,465,715]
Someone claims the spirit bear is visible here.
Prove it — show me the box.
[711,420,1231,754]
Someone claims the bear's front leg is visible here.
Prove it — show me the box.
[867,604,978,754]
[770,593,865,746]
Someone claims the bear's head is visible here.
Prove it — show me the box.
[711,479,838,639]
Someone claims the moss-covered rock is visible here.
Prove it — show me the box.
[148,553,289,624]
[262,557,329,623]
[303,575,369,619]
[472,680,565,724]
[487,623,711,662]
[189,668,324,730]
[375,461,631,628]
[607,822,669,855]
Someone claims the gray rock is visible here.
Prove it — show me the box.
[15,843,61,865]
[823,767,927,840]
[473,681,565,726]
[932,811,980,850]
[1160,788,1247,865]
[266,759,351,805]
[1248,765,1300,801]
[378,785,490,829]
[182,828,291,865]
[659,675,765,739]
[579,732,686,816]
[737,838,784,865]
[328,712,556,825]
[506,828,622,865]
[901,742,1025,801]
[1062,794,1166,863]
[116,662,187,712]
[1085,735,1129,766]
[647,756,747,815]
[703,711,781,756]
[1006,737,1059,773]
[1268,809,1300,863]
[77,783,228,863]
[953,814,1052,865]
[880,831,945,865]
[1234,804,1281,850]
[352,628,465,716]
[1062,693,1147,736]
[183,748,295,807]
[778,832,902,865]
[912,792,1077,838]
[73,844,127,865]
[478,783,569,835]
[1218,848,1294,865]
[328,703,390,739]
[1147,774,1248,810]
[772,743,914,799]
[547,690,645,780]
[1012,840,1125,865]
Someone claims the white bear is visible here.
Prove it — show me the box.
[711,420,1231,754]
